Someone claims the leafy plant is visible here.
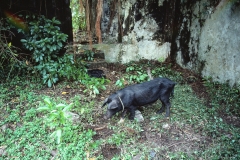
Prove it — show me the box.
[84,49,95,61]
[107,132,127,146]
[21,15,68,62]
[58,54,87,80]
[125,64,149,83]
[124,61,183,84]
[115,78,125,88]
[81,75,109,96]
[20,15,68,87]
[58,129,99,159]
[70,0,86,32]
[37,97,74,144]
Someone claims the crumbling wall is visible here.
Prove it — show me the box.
[175,0,240,86]
[96,0,240,86]
[92,0,175,63]
[198,0,240,86]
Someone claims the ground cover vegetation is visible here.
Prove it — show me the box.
[0,15,240,159]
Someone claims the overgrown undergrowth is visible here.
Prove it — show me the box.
[0,63,239,159]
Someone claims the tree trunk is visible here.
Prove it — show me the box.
[95,0,103,43]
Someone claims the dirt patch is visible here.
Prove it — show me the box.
[220,113,240,128]
[93,125,114,140]
[171,63,210,102]
[101,144,120,159]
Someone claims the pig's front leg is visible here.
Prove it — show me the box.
[121,109,127,118]
[165,103,171,117]
[128,106,137,120]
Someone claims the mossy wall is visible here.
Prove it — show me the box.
[96,0,240,86]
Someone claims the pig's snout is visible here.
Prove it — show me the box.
[104,110,113,119]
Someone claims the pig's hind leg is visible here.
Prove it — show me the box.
[156,101,165,114]
[157,98,171,117]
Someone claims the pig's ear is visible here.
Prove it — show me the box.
[107,100,118,109]
[102,98,109,108]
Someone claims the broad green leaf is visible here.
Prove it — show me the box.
[58,42,62,47]
[56,103,66,109]
[115,80,120,85]
[80,108,85,114]
[47,79,52,87]
[93,86,99,94]
[44,98,52,106]
[50,129,62,144]
[20,39,27,42]
[37,106,50,111]
[52,77,59,83]
[101,85,106,90]
[63,103,74,112]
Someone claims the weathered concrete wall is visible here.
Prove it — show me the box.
[101,14,171,63]
[94,0,174,63]
[175,0,240,86]
[199,1,240,86]
[90,0,240,86]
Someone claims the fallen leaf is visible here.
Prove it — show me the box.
[61,92,68,95]
[66,85,71,88]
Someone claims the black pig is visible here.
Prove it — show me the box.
[102,77,176,120]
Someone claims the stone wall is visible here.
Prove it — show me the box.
[93,0,174,63]
[175,0,240,86]
[198,1,240,86]
[93,0,240,86]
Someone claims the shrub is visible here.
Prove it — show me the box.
[20,15,68,87]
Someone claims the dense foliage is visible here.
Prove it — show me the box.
[0,18,27,80]
[70,0,86,32]
[19,15,68,87]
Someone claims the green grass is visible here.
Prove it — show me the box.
[0,78,99,159]
[0,64,239,159]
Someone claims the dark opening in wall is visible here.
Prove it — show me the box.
[0,0,73,49]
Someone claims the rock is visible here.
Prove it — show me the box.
[135,110,144,122]
[132,154,142,160]
[149,150,156,158]
[162,123,170,129]
[65,112,80,123]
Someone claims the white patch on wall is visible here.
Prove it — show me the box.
[119,17,171,63]
[97,16,171,64]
